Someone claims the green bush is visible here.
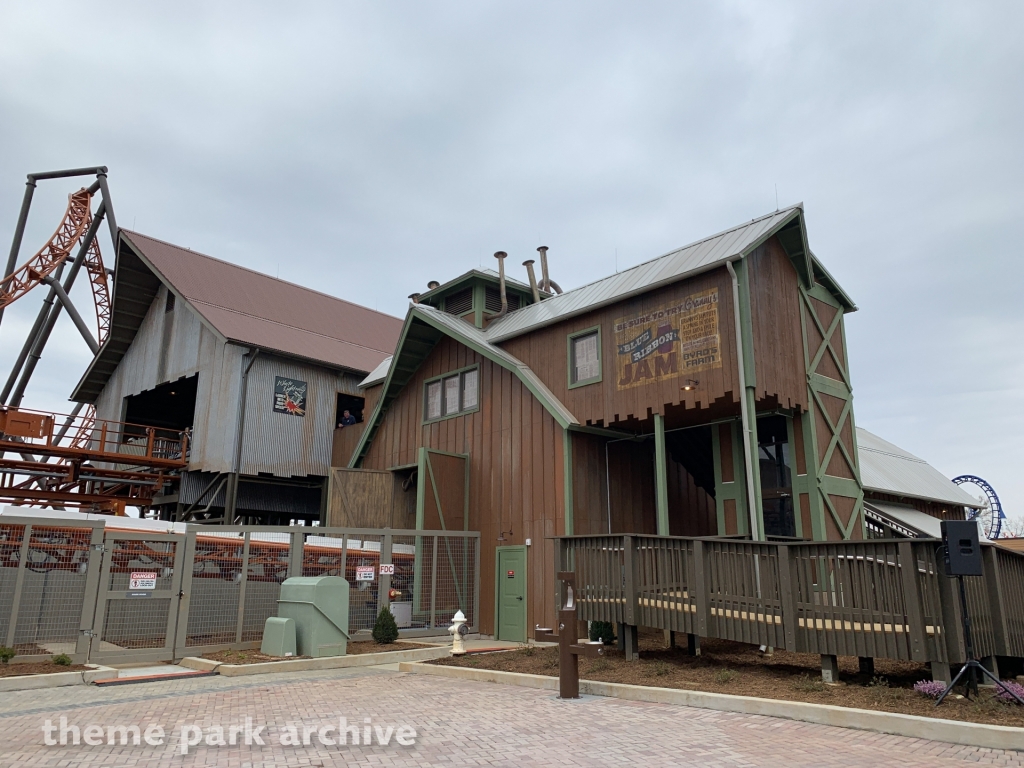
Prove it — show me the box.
[0,646,14,665]
[589,621,615,645]
[52,653,72,667]
[372,607,399,644]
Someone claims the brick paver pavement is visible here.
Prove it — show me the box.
[0,665,1021,767]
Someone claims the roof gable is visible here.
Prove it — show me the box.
[72,230,403,402]
[350,304,577,467]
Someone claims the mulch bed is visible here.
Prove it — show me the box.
[0,661,90,678]
[203,641,435,664]
[430,632,1024,728]
[345,641,435,655]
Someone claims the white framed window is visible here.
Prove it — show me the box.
[425,380,442,420]
[423,366,480,422]
[569,328,602,387]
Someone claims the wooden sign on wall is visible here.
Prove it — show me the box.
[614,288,722,389]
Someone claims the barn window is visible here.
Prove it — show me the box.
[423,366,480,423]
[568,327,602,388]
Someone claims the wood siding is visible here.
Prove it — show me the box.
[361,335,565,635]
[747,238,806,411]
[499,267,741,431]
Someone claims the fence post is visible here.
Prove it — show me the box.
[622,535,637,626]
[173,531,198,658]
[776,545,797,652]
[77,523,106,660]
[429,535,439,628]
[235,533,250,645]
[288,530,304,578]
[691,539,707,638]
[472,535,481,631]
[935,555,965,663]
[6,523,33,648]
[378,533,393,619]
[982,546,1009,657]
[898,541,927,662]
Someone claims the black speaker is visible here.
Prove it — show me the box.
[941,519,983,577]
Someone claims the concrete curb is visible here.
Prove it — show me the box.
[397,663,1024,752]
[0,664,119,692]
[181,645,450,677]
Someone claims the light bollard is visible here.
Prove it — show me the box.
[535,571,604,699]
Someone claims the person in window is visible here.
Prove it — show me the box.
[337,409,357,428]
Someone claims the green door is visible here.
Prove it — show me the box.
[496,547,527,642]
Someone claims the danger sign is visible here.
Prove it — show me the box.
[379,563,395,576]
[355,566,375,581]
[129,571,157,590]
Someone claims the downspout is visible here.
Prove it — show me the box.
[492,251,509,319]
[726,260,761,542]
[225,346,260,523]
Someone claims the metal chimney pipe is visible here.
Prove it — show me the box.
[427,281,440,290]
[537,246,550,293]
[493,251,509,318]
[408,293,420,304]
[523,260,541,303]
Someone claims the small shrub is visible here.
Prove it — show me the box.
[868,675,890,688]
[518,643,535,657]
[995,680,1024,705]
[52,653,72,667]
[793,673,826,693]
[0,646,14,665]
[645,661,671,677]
[589,621,616,645]
[913,680,947,699]
[372,607,399,644]
[714,668,736,684]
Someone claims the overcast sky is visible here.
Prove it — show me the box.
[1,1,1021,525]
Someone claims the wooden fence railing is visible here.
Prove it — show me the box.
[559,534,1024,666]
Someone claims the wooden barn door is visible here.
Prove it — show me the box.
[416,448,469,532]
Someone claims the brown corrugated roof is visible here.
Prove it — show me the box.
[123,231,402,371]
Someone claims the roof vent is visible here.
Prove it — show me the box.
[427,281,440,290]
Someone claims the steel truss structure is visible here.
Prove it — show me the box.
[0,167,188,513]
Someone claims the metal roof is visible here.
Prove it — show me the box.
[360,355,392,387]
[863,500,943,538]
[857,427,979,508]
[123,231,402,371]
[485,204,805,342]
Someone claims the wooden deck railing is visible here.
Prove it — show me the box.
[559,534,1024,666]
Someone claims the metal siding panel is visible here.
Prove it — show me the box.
[857,428,978,507]
[239,355,336,478]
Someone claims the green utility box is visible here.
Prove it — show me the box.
[277,576,351,657]
[260,617,297,657]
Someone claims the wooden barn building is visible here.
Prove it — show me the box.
[336,204,873,639]
[71,231,402,524]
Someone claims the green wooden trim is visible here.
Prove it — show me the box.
[808,373,851,399]
[562,429,574,536]
[421,365,481,425]
[413,309,575,429]
[653,413,670,536]
[711,419,749,536]
[414,447,427,530]
[566,325,603,390]
[568,424,637,440]
[473,283,485,329]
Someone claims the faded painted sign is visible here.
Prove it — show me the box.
[274,376,307,416]
[614,289,722,389]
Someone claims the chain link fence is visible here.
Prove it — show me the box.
[0,517,479,664]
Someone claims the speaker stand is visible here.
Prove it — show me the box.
[936,575,1024,706]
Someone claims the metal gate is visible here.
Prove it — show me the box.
[88,530,185,664]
